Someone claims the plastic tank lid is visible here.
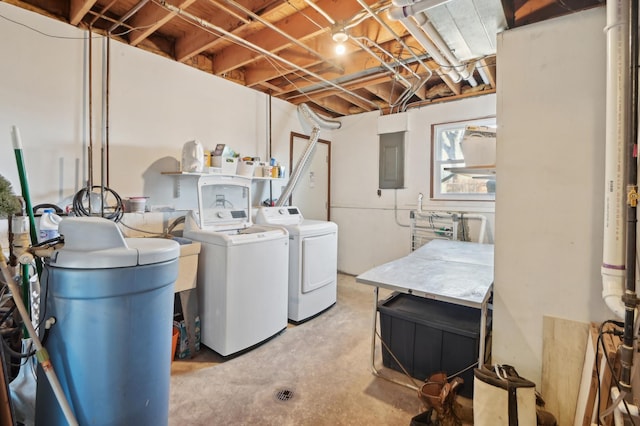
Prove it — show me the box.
[50,217,179,269]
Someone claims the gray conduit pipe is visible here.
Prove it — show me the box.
[275,104,341,207]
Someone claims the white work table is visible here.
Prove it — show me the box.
[355,239,494,389]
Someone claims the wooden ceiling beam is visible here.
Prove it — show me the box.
[245,34,426,94]
[515,0,556,20]
[211,0,380,75]
[282,74,388,104]
[312,96,353,117]
[70,0,97,25]
[242,19,411,87]
[479,56,497,88]
[334,91,377,112]
[174,0,276,62]
[274,55,436,103]
[128,0,197,47]
[514,0,601,26]
[362,81,407,105]
[500,0,515,28]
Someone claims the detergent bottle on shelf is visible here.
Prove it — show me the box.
[39,208,62,243]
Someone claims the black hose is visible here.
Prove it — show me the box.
[0,305,17,328]
[72,185,124,222]
[0,331,35,359]
[32,203,64,215]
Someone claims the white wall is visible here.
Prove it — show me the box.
[0,1,496,264]
[494,6,611,388]
[0,3,305,245]
[332,95,496,274]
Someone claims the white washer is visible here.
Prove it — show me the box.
[256,206,337,323]
[184,175,288,356]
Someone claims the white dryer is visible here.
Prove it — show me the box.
[184,175,289,356]
[256,206,337,323]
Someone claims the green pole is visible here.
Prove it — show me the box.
[11,126,42,279]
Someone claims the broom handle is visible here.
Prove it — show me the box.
[11,126,43,279]
[0,249,78,426]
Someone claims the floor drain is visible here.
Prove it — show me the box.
[274,388,295,402]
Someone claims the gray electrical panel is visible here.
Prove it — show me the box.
[379,132,405,189]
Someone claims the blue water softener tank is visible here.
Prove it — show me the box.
[35,217,179,426]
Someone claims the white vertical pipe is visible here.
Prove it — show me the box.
[397,16,461,82]
[389,0,451,16]
[464,213,487,244]
[413,13,478,86]
[610,388,639,424]
[389,1,478,88]
[602,0,631,319]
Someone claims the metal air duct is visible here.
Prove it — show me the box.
[275,104,341,207]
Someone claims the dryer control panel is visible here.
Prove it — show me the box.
[256,206,304,225]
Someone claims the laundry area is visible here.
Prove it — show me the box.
[0,0,635,425]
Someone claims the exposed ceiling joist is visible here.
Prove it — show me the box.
[7,0,603,117]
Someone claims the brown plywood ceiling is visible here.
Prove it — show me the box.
[5,0,603,116]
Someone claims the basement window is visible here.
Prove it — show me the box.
[431,117,496,201]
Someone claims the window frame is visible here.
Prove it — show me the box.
[430,116,496,201]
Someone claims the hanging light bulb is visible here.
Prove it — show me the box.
[331,27,348,55]
[332,29,348,44]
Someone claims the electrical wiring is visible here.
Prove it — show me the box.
[0,11,159,39]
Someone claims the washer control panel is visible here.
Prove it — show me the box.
[256,206,304,225]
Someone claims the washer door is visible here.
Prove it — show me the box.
[302,232,337,293]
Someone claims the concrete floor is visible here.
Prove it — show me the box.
[168,273,428,425]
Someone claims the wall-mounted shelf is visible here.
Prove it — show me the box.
[444,165,496,179]
[161,171,285,181]
[161,171,286,196]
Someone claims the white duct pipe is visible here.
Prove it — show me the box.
[389,0,451,18]
[394,16,461,83]
[610,387,639,425]
[413,13,478,86]
[275,104,341,207]
[602,0,631,319]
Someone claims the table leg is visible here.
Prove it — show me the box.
[370,287,418,391]
[479,300,486,367]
